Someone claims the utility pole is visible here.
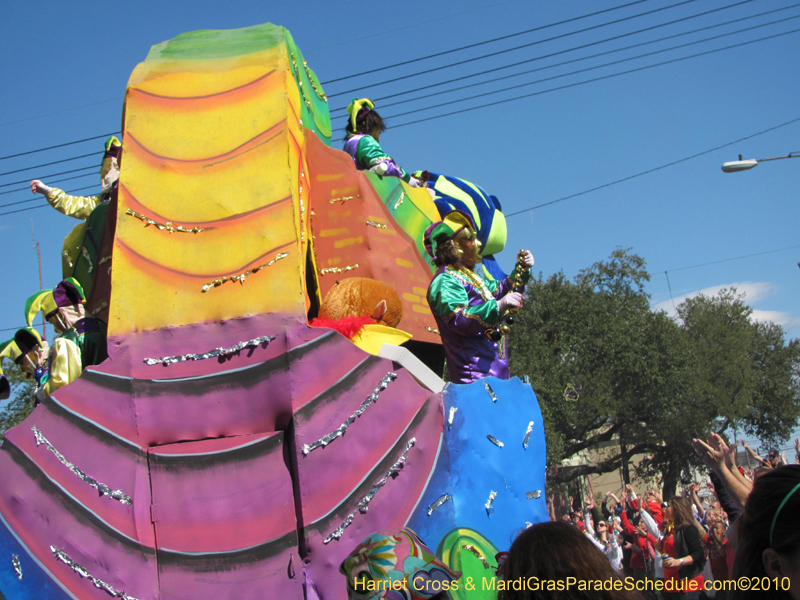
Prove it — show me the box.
[31,219,46,341]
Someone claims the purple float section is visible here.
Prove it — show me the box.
[296,389,445,598]
[0,436,157,600]
[149,431,294,552]
[149,432,302,600]
[55,314,369,448]
[6,396,152,548]
[407,377,549,552]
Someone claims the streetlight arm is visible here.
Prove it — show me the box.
[721,152,799,173]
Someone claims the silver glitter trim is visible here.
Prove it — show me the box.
[81,247,93,274]
[487,434,504,448]
[61,251,73,268]
[142,335,275,366]
[366,220,387,229]
[427,493,451,516]
[393,192,405,210]
[33,426,132,505]
[523,421,534,449]
[525,522,533,528]
[201,251,289,292]
[302,373,397,455]
[12,554,22,581]
[462,544,490,569]
[323,438,415,544]
[447,407,457,429]
[51,547,138,599]
[526,490,541,500]
[98,256,112,265]
[483,380,497,403]
[425,326,440,335]
[485,490,497,515]
[319,264,359,276]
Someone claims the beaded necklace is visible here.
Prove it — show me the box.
[445,266,494,301]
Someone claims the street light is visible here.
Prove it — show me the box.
[722,152,799,173]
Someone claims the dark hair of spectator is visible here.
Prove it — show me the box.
[432,239,464,269]
[731,465,800,600]
[498,521,641,600]
[668,496,706,537]
[344,108,386,139]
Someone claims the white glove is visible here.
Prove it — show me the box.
[30,180,53,196]
[408,176,423,188]
[369,163,388,176]
[497,292,523,312]
[520,250,534,269]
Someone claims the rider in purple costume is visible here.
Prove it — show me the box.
[425,211,534,383]
[343,98,423,187]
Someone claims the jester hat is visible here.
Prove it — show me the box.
[347,98,375,133]
[25,277,86,327]
[423,210,476,259]
[13,328,43,359]
[340,527,460,599]
[0,339,22,400]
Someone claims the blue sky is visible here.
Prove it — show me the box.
[1,0,798,351]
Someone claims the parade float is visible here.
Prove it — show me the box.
[0,23,546,599]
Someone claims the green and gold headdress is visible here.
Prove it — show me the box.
[346,98,374,133]
[24,277,85,327]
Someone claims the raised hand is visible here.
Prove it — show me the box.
[30,180,52,196]
[520,250,534,269]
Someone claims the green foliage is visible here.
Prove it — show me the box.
[508,248,800,497]
[0,358,35,440]
[678,289,800,447]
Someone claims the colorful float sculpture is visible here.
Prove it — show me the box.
[0,23,546,599]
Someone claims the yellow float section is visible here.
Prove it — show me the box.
[110,34,309,334]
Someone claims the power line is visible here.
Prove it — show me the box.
[0,1,763,165]
[0,185,98,216]
[504,115,800,217]
[0,172,97,198]
[391,27,800,128]
[329,0,757,103]
[373,9,800,112]
[660,245,800,274]
[328,0,735,98]
[0,133,118,162]
[321,0,654,84]
[2,4,651,137]
[0,98,120,129]
[384,15,800,118]
[2,4,786,175]
[357,3,800,110]
[0,165,98,190]
[0,3,788,172]
[0,151,101,178]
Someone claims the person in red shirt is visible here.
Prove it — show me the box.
[620,509,658,583]
[704,520,729,599]
[656,496,706,600]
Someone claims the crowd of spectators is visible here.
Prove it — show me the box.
[500,438,800,599]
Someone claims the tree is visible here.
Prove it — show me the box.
[509,248,699,495]
[508,249,800,498]
[0,358,35,441]
[678,289,800,449]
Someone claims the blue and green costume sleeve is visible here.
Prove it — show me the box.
[428,271,503,334]
[354,135,411,183]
